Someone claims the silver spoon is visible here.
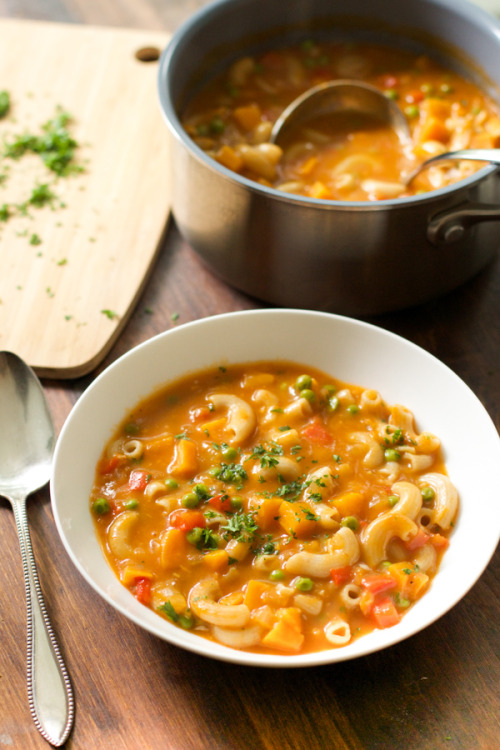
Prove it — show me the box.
[270,79,411,145]
[404,147,500,186]
[0,351,74,747]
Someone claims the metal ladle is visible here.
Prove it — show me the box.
[270,80,500,186]
[0,351,74,747]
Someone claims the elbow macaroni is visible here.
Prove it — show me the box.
[91,360,458,656]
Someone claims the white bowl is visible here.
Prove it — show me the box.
[51,309,500,667]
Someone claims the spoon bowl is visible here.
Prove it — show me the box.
[0,351,74,747]
[404,147,500,186]
[270,79,411,146]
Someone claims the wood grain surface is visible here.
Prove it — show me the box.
[0,2,499,749]
[0,20,171,377]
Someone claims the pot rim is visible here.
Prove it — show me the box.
[158,0,500,210]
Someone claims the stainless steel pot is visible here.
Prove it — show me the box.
[158,0,500,315]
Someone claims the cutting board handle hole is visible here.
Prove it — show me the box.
[135,46,161,63]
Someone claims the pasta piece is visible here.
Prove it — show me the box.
[324,617,351,646]
[361,513,418,568]
[350,432,384,468]
[418,473,458,530]
[389,481,422,520]
[339,584,363,610]
[188,578,250,628]
[107,510,140,558]
[122,439,143,460]
[284,527,359,576]
[208,393,256,445]
[212,624,262,649]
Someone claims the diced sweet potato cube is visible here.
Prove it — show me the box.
[215,144,244,172]
[248,496,282,529]
[417,117,450,144]
[262,609,304,652]
[168,438,198,478]
[420,98,452,119]
[203,550,230,572]
[278,501,318,537]
[160,527,186,568]
[244,579,275,609]
[233,103,262,131]
[332,491,366,517]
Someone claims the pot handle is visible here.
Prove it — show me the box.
[428,203,500,245]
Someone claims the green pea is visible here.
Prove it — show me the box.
[269,569,285,582]
[346,404,359,415]
[404,104,420,119]
[182,492,200,508]
[209,466,221,478]
[384,89,399,100]
[186,527,204,546]
[92,498,111,515]
[420,83,434,96]
[387,495,400,508]
[165,478,179,491]
[124,498,139,510]
[230,496,243,511]
[222,446,238,461]
[440,83,453,94]
[194,483,210,500]
[295,374,312,391]
[209,116,225,134]
[421,486,435,502]
[301,388,316,403]
[341,516,359,531]
[295,577,314,591]
[384,448,401,462]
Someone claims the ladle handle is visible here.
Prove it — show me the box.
[12,496,74,747]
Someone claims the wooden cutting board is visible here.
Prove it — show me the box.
[0,19,171,378]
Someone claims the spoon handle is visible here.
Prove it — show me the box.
[12,496,74,747]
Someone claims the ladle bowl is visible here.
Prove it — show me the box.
[270,79,411,145]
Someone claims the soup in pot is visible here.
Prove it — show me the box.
[181,41,500,200]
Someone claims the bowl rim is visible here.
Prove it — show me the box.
[157,0,499,210]
[51,309,500,668]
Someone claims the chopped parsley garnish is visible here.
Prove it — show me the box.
[271,478,306,501]
[221,510,258,544]
[0,90,10,119]
[248,442,283,468]
[210,462,248,486]
[4,107,83,177]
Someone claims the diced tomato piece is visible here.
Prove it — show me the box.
[361,572,397,594]
[371,597,401,629]
[383,75,398,88]
[406,89,424,103]
[134,577,151,605]
[100,455,120,474]
[405,528,431,551]
[330,566,353,586]
[169,509,206,532]
[301,419,332,445]
[208,493,232,512]
[128,469,149,491]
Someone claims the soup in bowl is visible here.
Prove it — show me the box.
[51,310,500,667]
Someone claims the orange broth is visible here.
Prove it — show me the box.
[182,40,500,200]
[90,361,457,655]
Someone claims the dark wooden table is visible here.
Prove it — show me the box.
[0,2,499,749]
